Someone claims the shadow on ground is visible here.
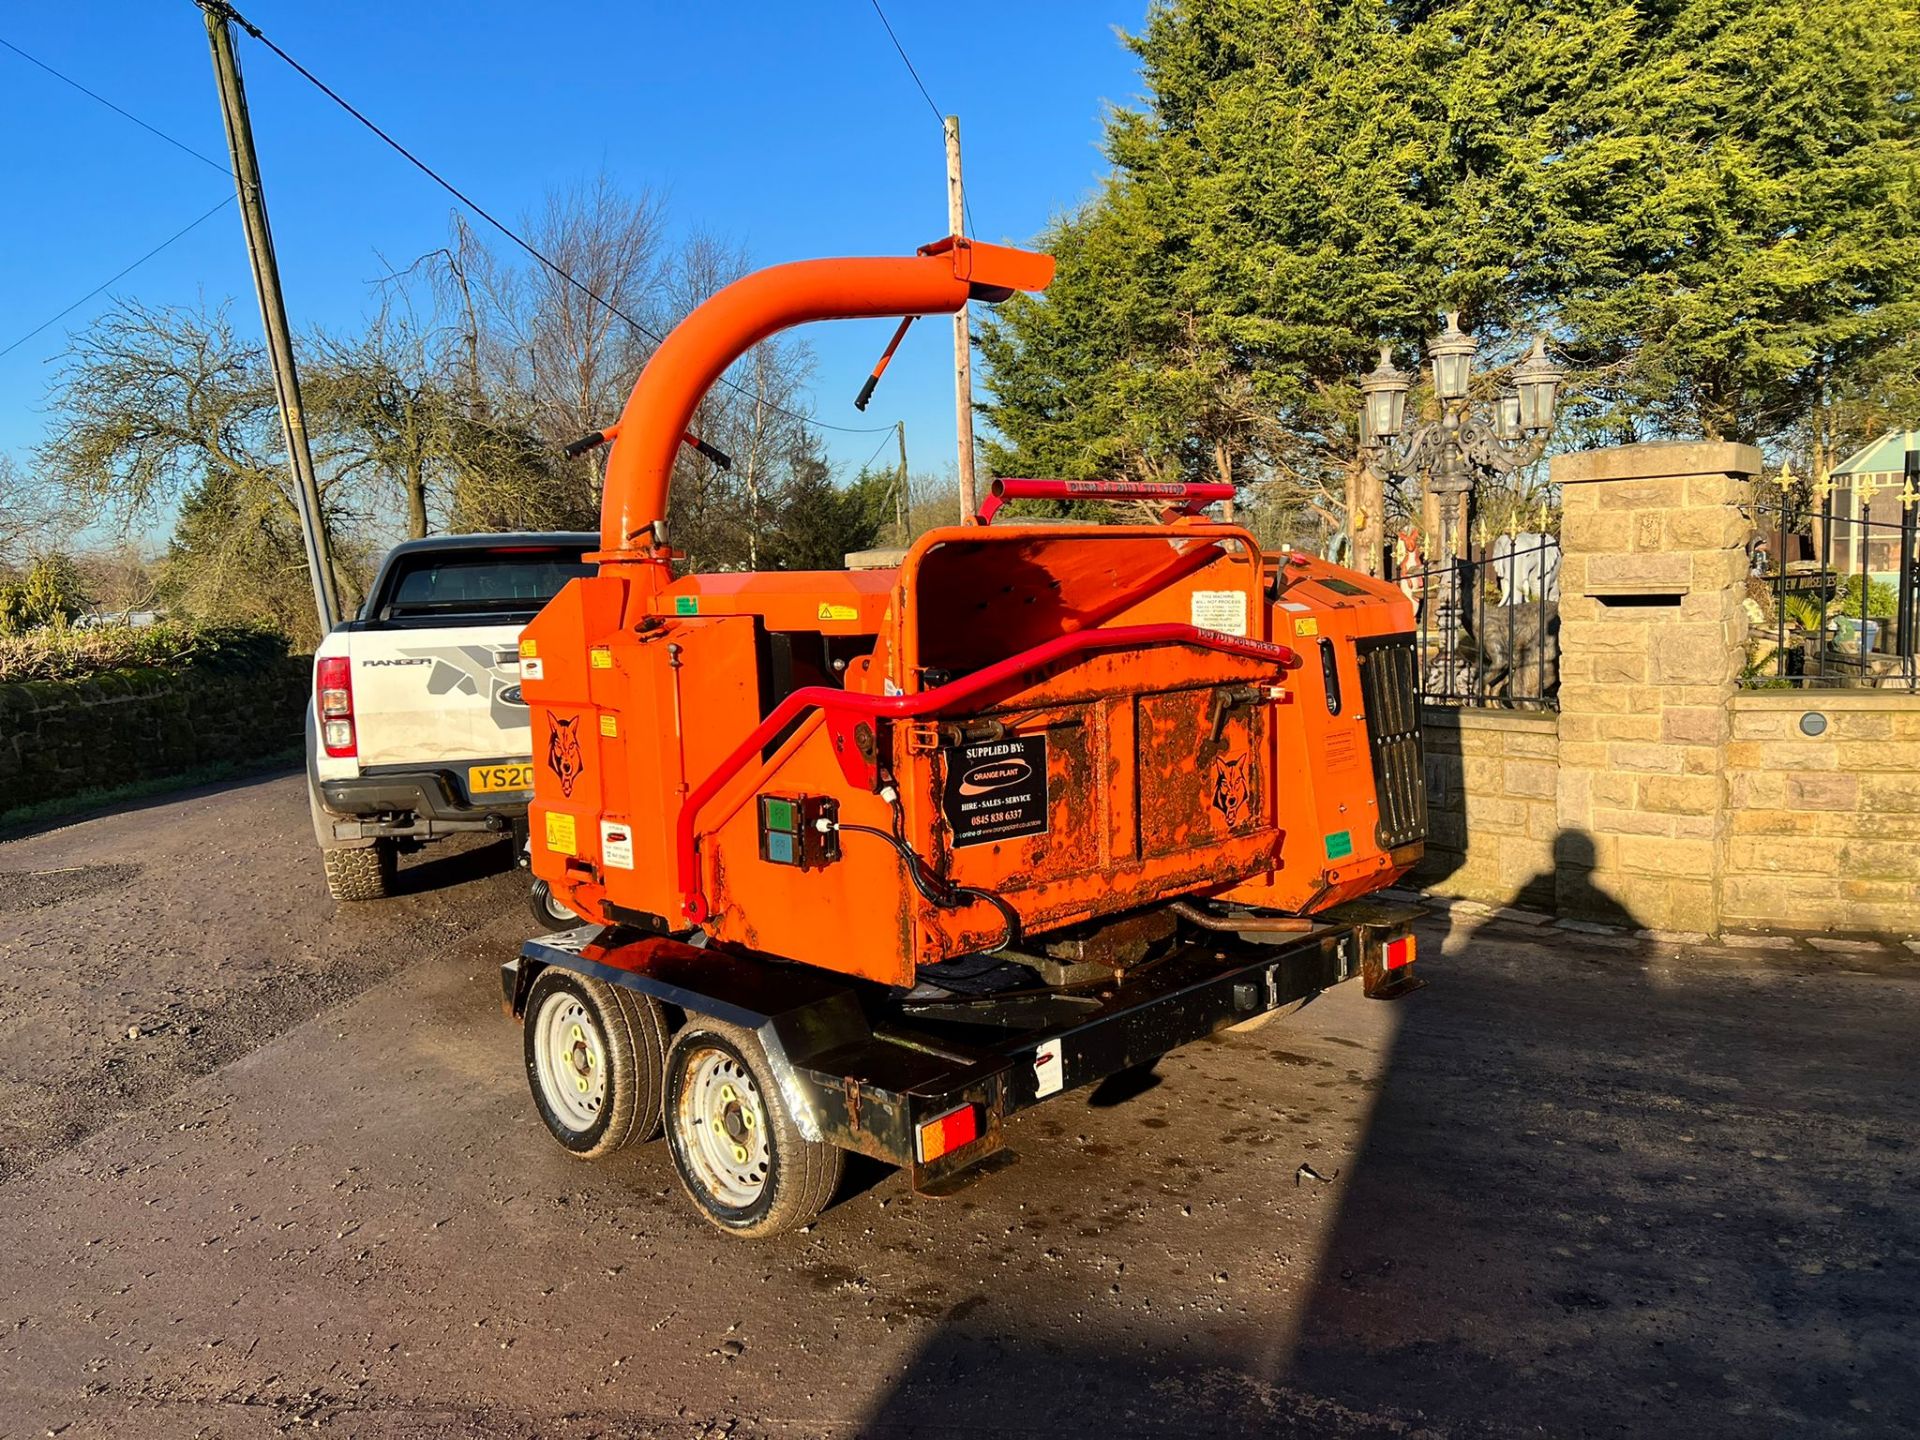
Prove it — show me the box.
[855,915,1920,1438]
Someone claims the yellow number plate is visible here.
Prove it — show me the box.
[468,762,534,794]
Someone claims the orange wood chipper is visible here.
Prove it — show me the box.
[503,236,1427,1236]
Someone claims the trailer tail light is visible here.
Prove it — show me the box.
[316,656,356,757]
[916,1104,982,1164]
[1384,934,1415,970]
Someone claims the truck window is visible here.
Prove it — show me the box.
[378,551,594,623]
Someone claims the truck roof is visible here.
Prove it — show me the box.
[352,532,600,628]
[378,531,599,558]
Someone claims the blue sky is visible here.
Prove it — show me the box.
[0,1,1147,528]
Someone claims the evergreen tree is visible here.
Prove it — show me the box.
[759,443,882,571]
[982,0,1920,507]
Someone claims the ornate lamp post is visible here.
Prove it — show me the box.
[1360,318,1562,692]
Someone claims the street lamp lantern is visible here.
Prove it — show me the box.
[1512,335,1563,434]
[1358,311,1562,699]
[1428,311,1477,401]
[1495,391,1523,443]
[1359,346,1411,441]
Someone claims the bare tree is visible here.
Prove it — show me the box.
[0,454,64,567]
[36,297,362,643]
[308,293,464,540]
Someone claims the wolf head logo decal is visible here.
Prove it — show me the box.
[1211,751,1250,828]
[547,714,584,797]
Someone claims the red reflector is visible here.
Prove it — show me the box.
[916,1104,982,1164]
[1384,935,1415,970]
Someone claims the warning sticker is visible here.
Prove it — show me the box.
[1294,617,1320,637]
[941,733,1049,848]
[518,637,538,658]
[1325,829,1353,860]
[674,595,699,615]
[600,820,634,870]
[1190,589,1248,636]
[598,713,618,738]
[1033,1038,1064,1098]
[520,657,545,681]
[817,602,859,623]
[589,646,613,669]
[545,811,577,856]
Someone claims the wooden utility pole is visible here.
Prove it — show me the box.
[201,1,340,633]
[894,420,909,543]
[944,115,978,524]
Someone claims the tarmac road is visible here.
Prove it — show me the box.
[1,773,1915,1438]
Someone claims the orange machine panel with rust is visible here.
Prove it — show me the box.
[1217,552,1423,913]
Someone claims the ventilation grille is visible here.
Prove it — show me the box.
[1354,633,1427,850]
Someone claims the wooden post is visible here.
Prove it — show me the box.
[945,116,978,524]
[895,421,909,543]
[201,1,340,633]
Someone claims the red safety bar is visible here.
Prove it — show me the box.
[976,478,1237,525]
[674,622,1298,921]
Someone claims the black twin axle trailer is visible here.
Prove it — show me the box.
[502,899,1421,1236]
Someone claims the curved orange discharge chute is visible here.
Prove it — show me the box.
[597,236,1055,563]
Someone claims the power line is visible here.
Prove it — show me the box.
[865,0,942,126]
[207,2,900,437]
[864,0,979,238]
[857,427,897,474]
[0,35,229,174]
[0,195,234,360]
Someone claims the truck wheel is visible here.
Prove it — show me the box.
[529,878,579,931]
[523,968,669,1159]
[323,840,394,901]
[664,1019,844,1239]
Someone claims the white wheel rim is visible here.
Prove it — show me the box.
[676,1046,770,1209]
[534,991,607,1132]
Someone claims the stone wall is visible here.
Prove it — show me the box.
[1723,693,1920,934]
[1550,442,1759,933]
[0,659,308,813]
[1412,437,1918,940]
[1413,707,1559,910]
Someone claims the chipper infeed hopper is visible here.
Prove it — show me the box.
[504,236,1427,1236]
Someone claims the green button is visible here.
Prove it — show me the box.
[764,798,795,832]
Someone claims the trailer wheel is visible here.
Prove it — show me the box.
[664,1019,843,1238]
[523,968,668,1159]
[529,878,579,931]
[323,840,393,901]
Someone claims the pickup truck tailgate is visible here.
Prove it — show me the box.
[349,625,530,765]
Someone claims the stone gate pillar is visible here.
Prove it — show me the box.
[1552,442,1760,933]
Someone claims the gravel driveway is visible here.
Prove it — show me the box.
[1,774,1914,1437]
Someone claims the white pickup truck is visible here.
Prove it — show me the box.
[307,532,597,903]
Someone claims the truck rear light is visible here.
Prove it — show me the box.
[916,1104,982,1164]
[316,656,356,757]
[1384,934,1415,970]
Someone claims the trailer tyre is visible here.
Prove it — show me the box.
[664,1019,843,1239]
[323,840,394,901]
[523,968,669,1159]
[529,878,580,931]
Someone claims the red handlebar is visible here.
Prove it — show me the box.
[976,478,1236,524]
